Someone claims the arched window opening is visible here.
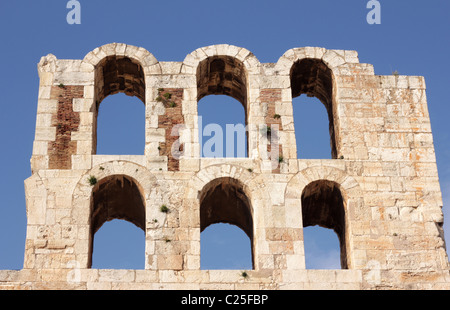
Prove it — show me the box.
[198,95,247,158]
[301,180,348,269]
[201,223,252,270]
[94,56,146,155]
[200,177,254,269]
[290,59,338,159]
[292,96,331,159]
[89,175,145,269]
[95,56,146,104]
[197,56,248,158]
[303,226,341,269]
[96,93,145,155]
[91,219,145,269]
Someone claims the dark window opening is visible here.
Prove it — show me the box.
[293,96,332,159]
[95,56,146,104]
[94,56,146,155]
[290,59,338,159]
[301,180,348,269]
[96,93,145,155]
[200,177,254,269]
[91,219,145,269]
[89,175,145,269]
[197,56,248,158]
[303,226,342,269]
[198,95,247,158]
[201,223,252,270]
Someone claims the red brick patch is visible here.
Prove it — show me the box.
[157,88,185,171]
[48,85,83,169]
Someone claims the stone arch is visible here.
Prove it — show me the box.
[181,44,261,113]
[274,47,359,76]
[200,177,253,237]
[90,174,146,234]
[72,161,159,268]
[182,45,261,159]
[183,164,270,269]
[86,44,150,105]
[196,55,248,108]
[275,47,353,159]
[89,174,146,268]
[301,179,347,268]
[82,43,161,77]
[93,55,146,105]
[184,164,270,202]
[200,176,254,268]
[82,44,160,155]
[182,44,261,77]
[290,57,337,159]
[285,165,362,269]
[82,43,161,106]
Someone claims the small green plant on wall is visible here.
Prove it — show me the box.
[155,88,176,108]
[88,175,97,186]
[160,205,169,213]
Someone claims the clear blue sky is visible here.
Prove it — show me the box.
[0,0,449,270]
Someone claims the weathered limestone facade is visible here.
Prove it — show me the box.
[1,43,449,289]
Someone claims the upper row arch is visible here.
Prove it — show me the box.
[82,43,162,75]
[80,43,360,76]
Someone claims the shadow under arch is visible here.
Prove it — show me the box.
[82,43,161,77]
[90,174,146,233]
[183,164,272,270]
[285,165,363,270]
[196,54,249,158]
[197,55,248,108]
[301,179,347,269]
[82,44,157,156]
[94,55,146,106]
[290,58,338,159]
[181,45,261,159]
[71,160,159,268]
[91,54,147,155]
[88,174,146,268]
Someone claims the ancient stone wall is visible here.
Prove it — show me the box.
[1,43,449,290]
